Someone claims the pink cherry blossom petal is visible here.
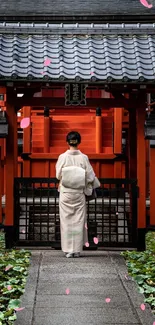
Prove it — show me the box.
[44,58,51,66]
[5,265,12,271]
[21,229,26,233]
[85,223,88,229]
[90,71,94,75]
[93,237,98,245]
[153,322,155,325]
[65,288,70,295]
[41,71,45,75]
[20,117,30,129]
[7,285,12,291]
[85,242,89,247]
[105,298,111,303]
[14,307,25,311]
[139,0,153,8]
[140,303,145,311]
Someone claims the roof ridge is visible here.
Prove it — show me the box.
[0,22,155,35]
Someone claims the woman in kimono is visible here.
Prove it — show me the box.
[56,131,96,258]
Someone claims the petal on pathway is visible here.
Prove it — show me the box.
[65,288,70,295]
[14,307,25,312]
[140,303,145,311]
[105,298,111,303]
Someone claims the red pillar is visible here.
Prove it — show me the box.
[128,108,137,179]
[44,116,50,153]
[137,106,146,250]
[96,116,102,153]
[0,148,2,224]
[44,116,50,179]
[5,102,17,247]
[114,108,123,154]
[114,108,123,178]
[150,148,155,227]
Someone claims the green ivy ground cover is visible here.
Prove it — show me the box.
[0,231,31,325]
[121,232,155,313]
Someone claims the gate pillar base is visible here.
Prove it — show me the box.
[4,226,16,249]
[137,228,146,251]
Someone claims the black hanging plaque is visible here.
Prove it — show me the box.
[65,84,87,106]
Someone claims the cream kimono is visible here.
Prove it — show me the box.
[56,149,95,253]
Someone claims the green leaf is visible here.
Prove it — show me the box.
[134,275,145,284]
[8,314,17,321]
[4,309,14,317]
[138,287,145,294]
[0,312,4,320]
[8,299,21,309]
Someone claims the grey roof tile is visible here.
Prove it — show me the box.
[0,33,155,82]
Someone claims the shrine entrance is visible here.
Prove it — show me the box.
[0,84,154,251]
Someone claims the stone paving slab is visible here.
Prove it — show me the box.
[37,281,128,296]
[15,250,155,325]
[36,293,132,308]
[34,306,138,323]
[33,321,141,325]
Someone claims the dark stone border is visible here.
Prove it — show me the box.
[109,252,155,325]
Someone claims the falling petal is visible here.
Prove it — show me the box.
[140,303,145,311]
[14,307,25,311]
[90,71,94,75]
[93,237,98,244]
[21,229,26,234]
[85,242,89,247]
[65,288,70,295]
[7,285,12,291]
[5,265,12,271]
[20,117,30,129]
[116,212,119,215]
[105,298,111,303]
[44,58,51,66]
[41,71,45,75]
[140,0,153,8]
[85,223,88,229]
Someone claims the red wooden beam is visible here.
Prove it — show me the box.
[6,97,142,109]
[29,153,116,160]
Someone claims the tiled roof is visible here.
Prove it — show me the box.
[0,30,155,82]
[0,0,154,17]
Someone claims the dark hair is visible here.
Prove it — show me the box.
[66,131,81,147]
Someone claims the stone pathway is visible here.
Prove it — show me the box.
[15,250,155,325]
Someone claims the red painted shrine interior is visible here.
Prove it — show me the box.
[0,87,138,189]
